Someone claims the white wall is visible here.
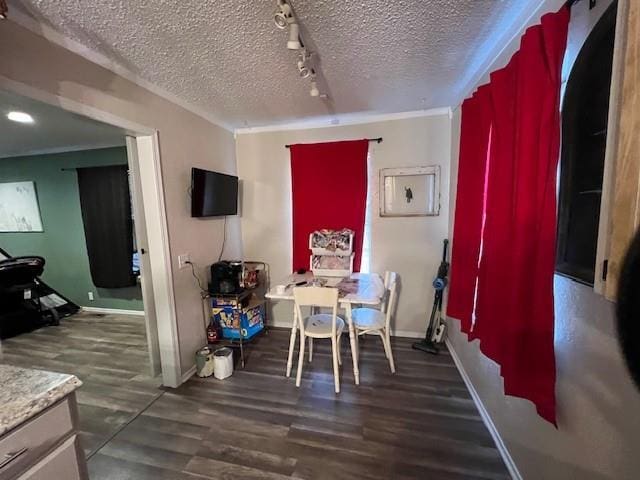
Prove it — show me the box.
[236,112,452,336]
[446,1,640,478]
[0,20,241,377]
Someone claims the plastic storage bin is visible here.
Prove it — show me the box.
[310,253,355,277]
[213,347,233,380]
[309,231,354,256]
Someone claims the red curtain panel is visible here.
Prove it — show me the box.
[447,86,492,335]
[448,7,569,425]
[290,140,369,272]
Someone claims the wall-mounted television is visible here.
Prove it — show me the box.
[191,168,238,217]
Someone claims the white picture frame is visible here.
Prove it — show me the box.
[0,181,44,232]
[379,166,440,217]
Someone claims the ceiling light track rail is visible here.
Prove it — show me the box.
[274,0,325,98]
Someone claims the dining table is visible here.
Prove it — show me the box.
[265,271,385,385]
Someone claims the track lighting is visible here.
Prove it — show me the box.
[297,52,311,78]
[287,22,301,50]
[273,1,325,100]
[310,81,320,97]
[0,0,7,20]
[274,0,292,29]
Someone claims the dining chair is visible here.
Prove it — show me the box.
[293,286,345,393]
[351,271,397,373]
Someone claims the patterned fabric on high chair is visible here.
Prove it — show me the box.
[351,271,397,373]
[292,286,345,393]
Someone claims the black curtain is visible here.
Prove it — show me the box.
[77,165,135,288]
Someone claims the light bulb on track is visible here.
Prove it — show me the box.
[287,22,301,50]
[310,81,320,97]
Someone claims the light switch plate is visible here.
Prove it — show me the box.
[178,254,191,269]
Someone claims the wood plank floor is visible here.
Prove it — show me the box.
[0,312,161,456]
[1,314,509,479]
[95,328,508,479]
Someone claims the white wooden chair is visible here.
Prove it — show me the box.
[351,271,397,373]
[292,286,345,393]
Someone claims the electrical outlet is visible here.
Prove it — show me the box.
[178,254,191,269]
[88,292,94,301]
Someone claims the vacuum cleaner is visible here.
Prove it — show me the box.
[412,239,449,355]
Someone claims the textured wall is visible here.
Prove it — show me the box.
[0,20,240,376]
[0,147,143,311]
[236,113,452,336]
[446,1,640,478]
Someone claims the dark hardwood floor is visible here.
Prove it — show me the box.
[94,328,508,479]
[0,312,161,456]
[1,313,509,479]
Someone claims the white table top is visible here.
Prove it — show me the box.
[266,272,384,305]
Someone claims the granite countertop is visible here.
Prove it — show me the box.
[0,365,82,436]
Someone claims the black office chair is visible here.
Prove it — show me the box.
[0,256,57,339]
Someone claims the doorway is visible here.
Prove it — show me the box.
[0,85,177,456]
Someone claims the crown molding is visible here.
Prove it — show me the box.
[234,107,453,135]
[7,10,234,133]
[0,142,126,160]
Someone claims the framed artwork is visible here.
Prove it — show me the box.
[379,166,440,217]
[0,181,44,232]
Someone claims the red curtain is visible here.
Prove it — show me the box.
[447,7,569,425]
[447,85,492,335]
[290,140,369,272]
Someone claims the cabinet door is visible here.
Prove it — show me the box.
[16,436,87,480]
[603,0,640,300]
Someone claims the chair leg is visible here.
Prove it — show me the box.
[308,337,313,362]
[382,329,396,373]
[381,334,388,358]
[331,336,340,393]
[337,333,342,365]
[286,313,297,377]
[296,333,306,387]
[354,329,360,358]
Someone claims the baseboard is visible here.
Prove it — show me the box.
[391,329,424,339]
[181,365,197,384]
[81,306,145,316]
[445,339,522,480]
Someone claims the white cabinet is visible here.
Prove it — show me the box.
[0,395,87,480]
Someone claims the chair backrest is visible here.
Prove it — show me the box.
[382,271,398,331]
[293,286,340,335]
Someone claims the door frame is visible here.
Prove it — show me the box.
[0,75,182,387]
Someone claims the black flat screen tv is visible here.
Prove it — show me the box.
[191,168,238,217]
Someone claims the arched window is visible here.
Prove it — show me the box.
[556,1,617,285]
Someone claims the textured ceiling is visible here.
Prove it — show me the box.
[0,90,125,158]
[11,0,542,129]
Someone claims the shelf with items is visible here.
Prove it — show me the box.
[309,229,355,277]
[201,260,268,367]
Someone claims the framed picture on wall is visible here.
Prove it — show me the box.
[379,166,440,217]
[0,181,44,232]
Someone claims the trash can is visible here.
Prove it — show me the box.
[213,347,234,380]
[195,346,214,378]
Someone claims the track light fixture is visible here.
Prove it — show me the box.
[0,0,8,20]
[297,52,311,78]
[287,22,301,50]
[274,0,292,29]
[310,80,320,97]
[273,1,324,99]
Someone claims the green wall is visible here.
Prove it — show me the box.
[0,147,143,311]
